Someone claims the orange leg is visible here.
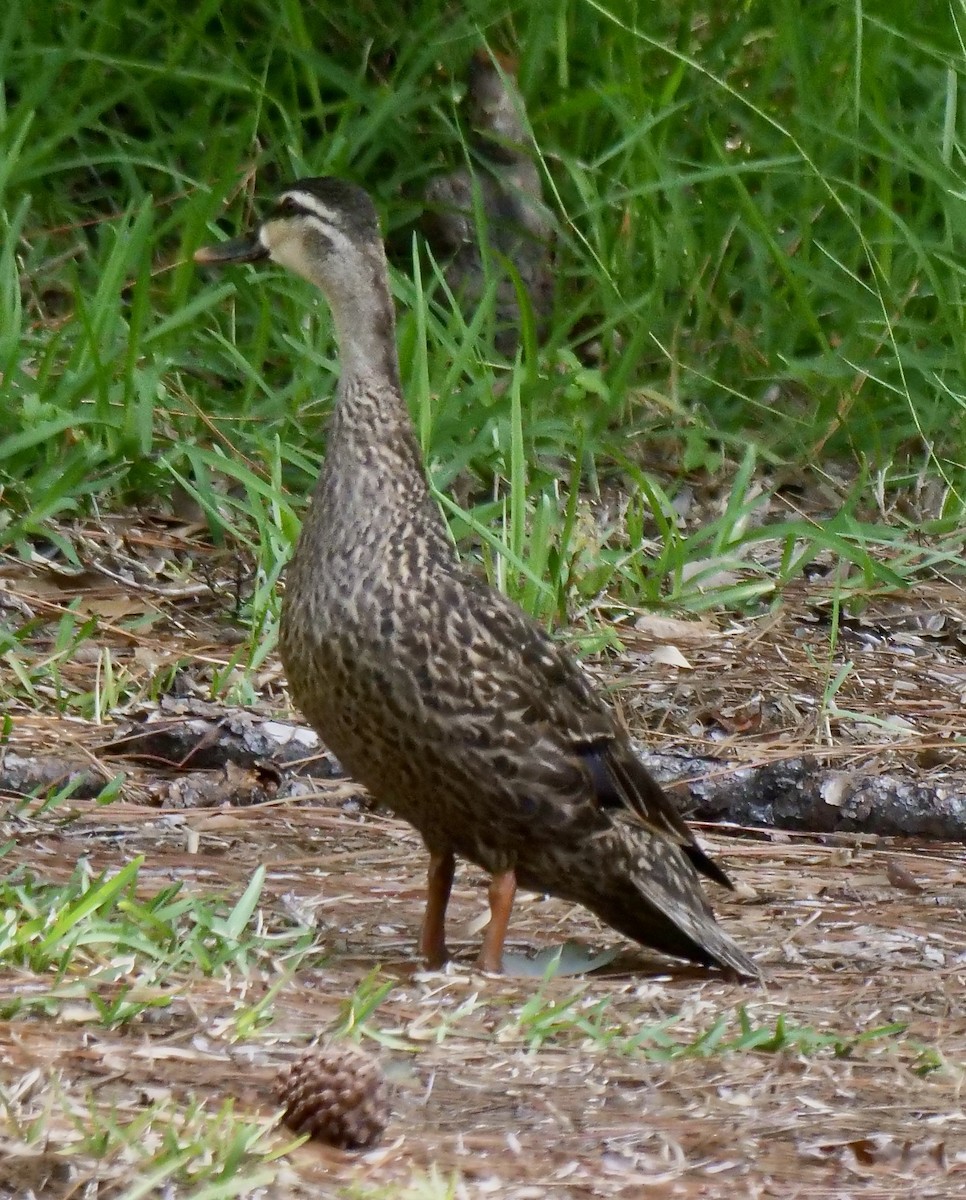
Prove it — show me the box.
[418,848,455,969]
[476,868,517,974]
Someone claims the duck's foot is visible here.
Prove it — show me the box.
[475,868,517,974]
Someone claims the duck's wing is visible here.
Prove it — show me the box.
[406,570,732,886]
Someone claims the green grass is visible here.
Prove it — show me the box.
[1,1073,297,1198]
[347,965,926,1066]
[0,832,929,1074]
[0,9,962,1184]
[0,792,955,1194]
[0,854,319,1024]
[509,986,913,1061]
[1,0,963,640]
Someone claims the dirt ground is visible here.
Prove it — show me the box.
[1,523,965,1197]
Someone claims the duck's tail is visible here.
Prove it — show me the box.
[576,825,761,981]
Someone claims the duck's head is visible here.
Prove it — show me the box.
[194,177,383,295]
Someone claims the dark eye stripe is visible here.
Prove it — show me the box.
[271,196,304,218]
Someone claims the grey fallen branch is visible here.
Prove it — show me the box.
[635,745,966,842]
[2,706,964,839]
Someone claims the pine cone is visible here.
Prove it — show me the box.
[274,1042,389,1149]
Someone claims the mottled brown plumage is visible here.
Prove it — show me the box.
[195,177,758,980]
[423,51,554,353]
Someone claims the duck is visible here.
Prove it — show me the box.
[194,177,759,981]
[422,50,554,354]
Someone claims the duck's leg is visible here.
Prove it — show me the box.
[476,868,517,974]
[419,847,455,968]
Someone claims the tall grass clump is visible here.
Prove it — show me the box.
[1,0,962,605]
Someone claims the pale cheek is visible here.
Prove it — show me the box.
[268,236,315,282]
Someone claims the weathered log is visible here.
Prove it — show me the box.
[4,708,964,840]
[637,746,966,842]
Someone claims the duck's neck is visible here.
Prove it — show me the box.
[310,249,450,546]
[303,237,402,397]
[322,251,422,466]
[330,275,401,394]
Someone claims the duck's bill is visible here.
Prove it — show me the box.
[194,235,268,265]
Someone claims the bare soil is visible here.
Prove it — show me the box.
[1,522,965,1197]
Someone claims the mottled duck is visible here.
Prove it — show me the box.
[195,177,758,981]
